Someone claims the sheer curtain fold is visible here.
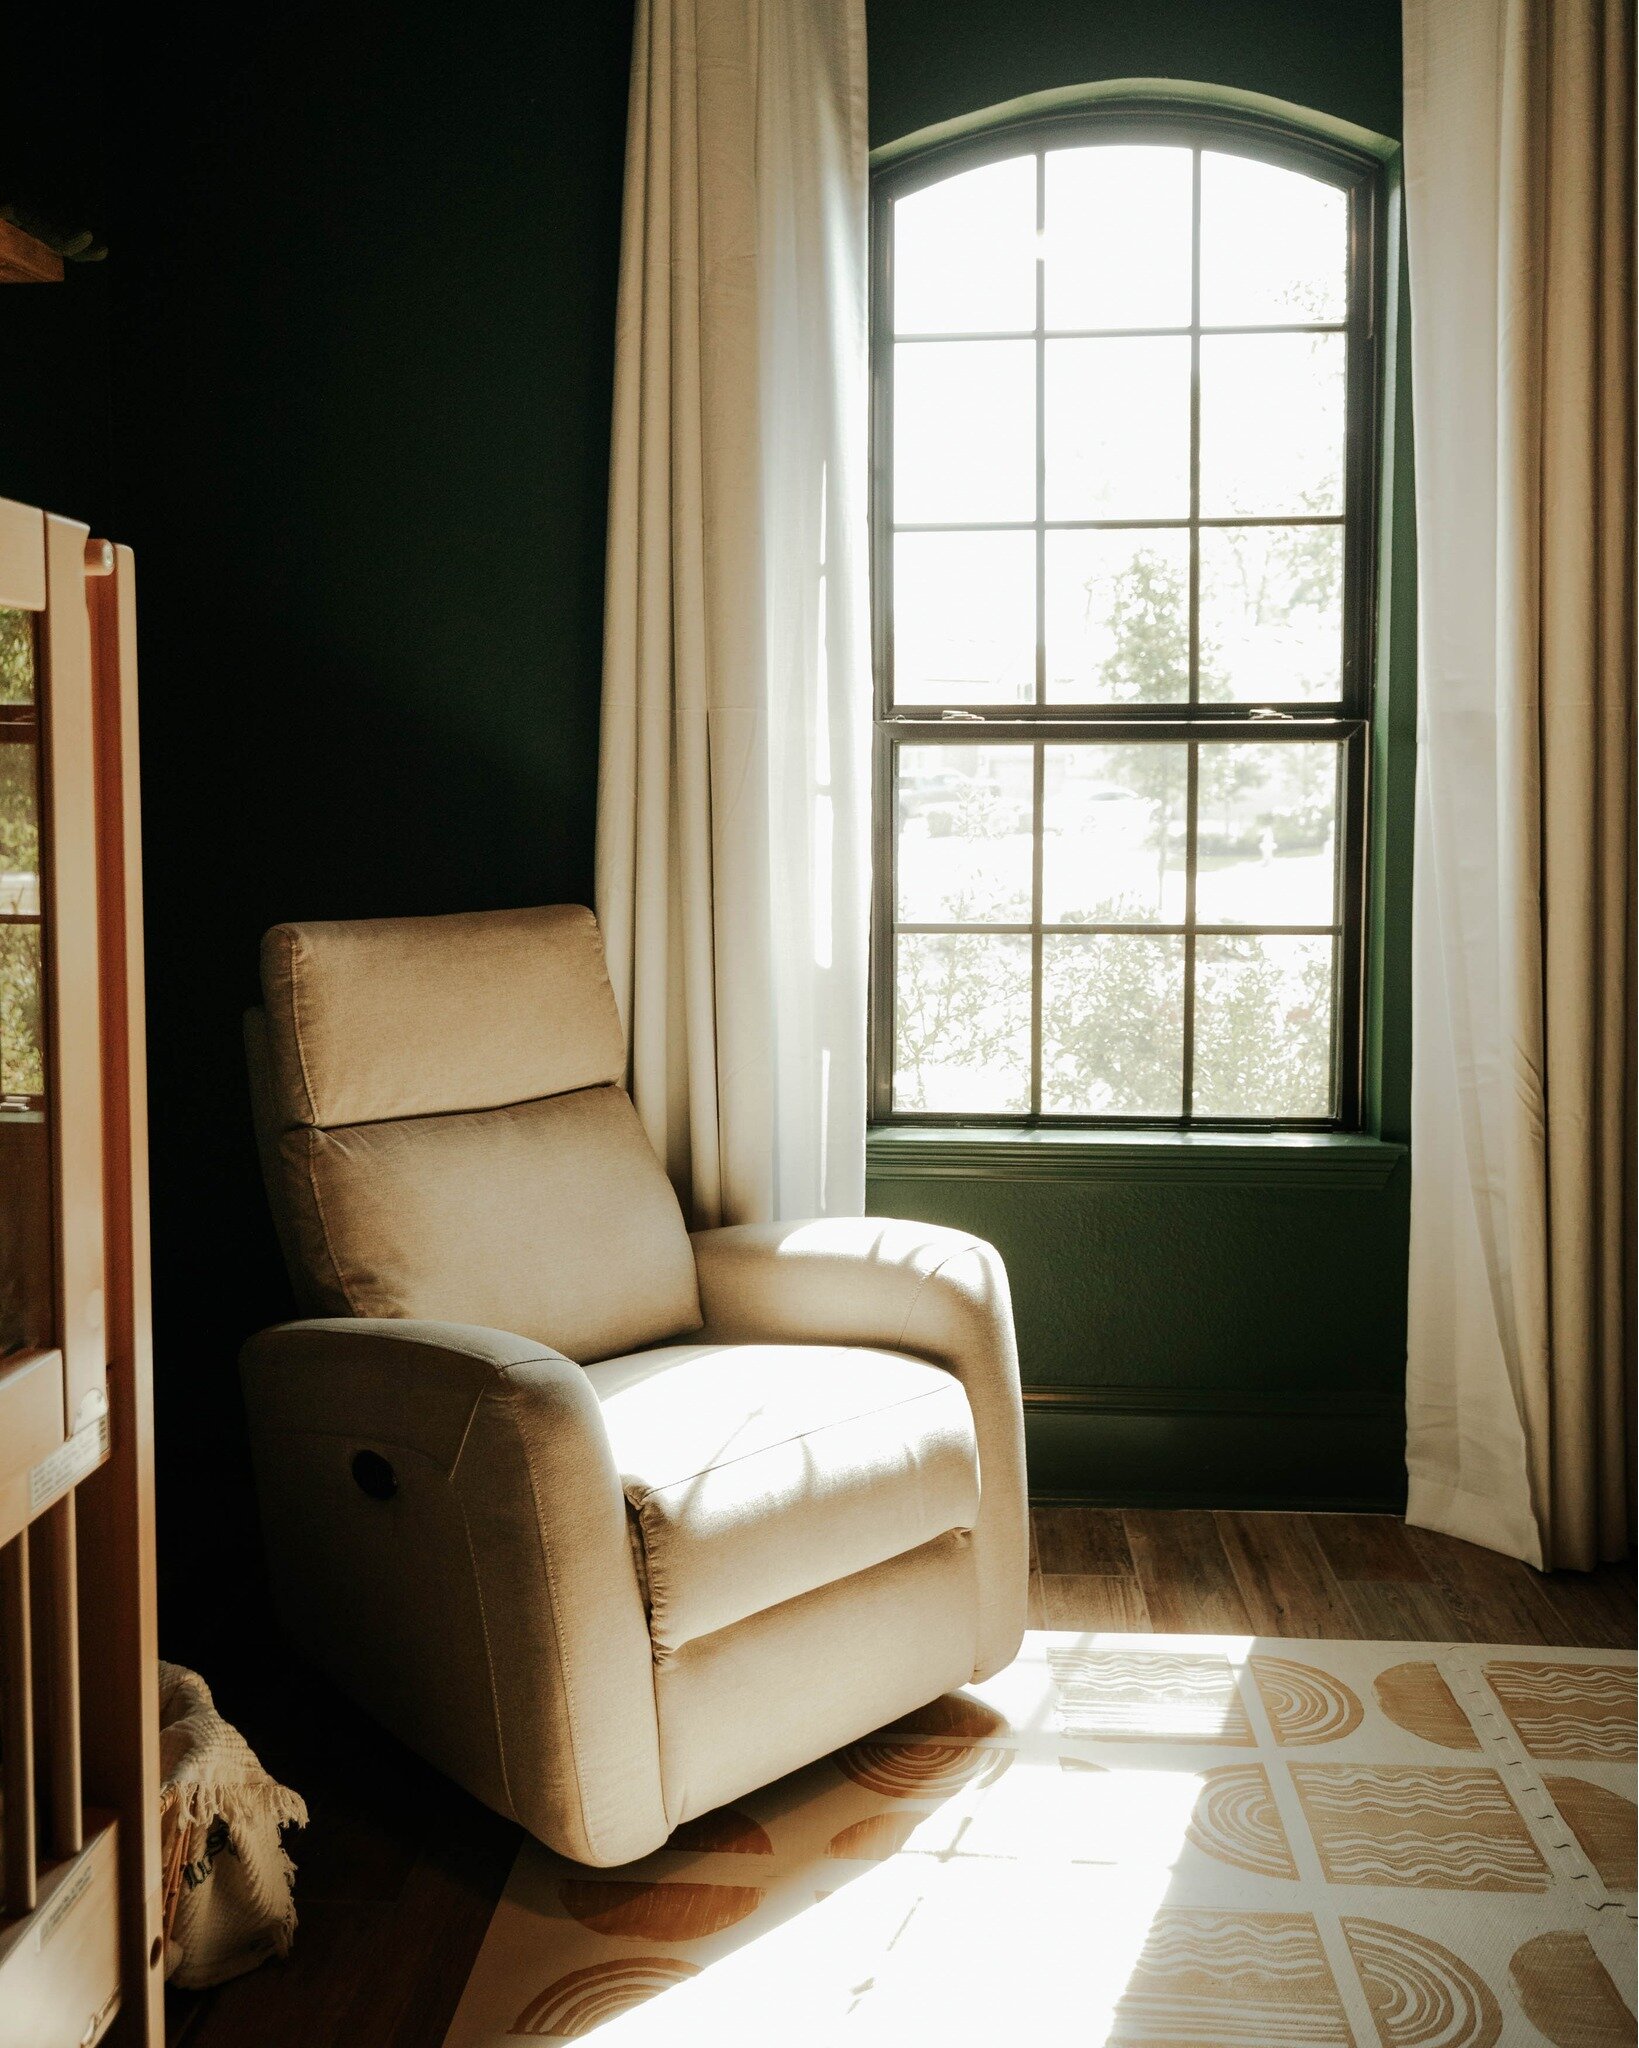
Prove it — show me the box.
[1403,0,1635,1569]
[596,0,870,1228]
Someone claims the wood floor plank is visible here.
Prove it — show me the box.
[332,1813,519,2048]
[1122,1509,1254,1634]
[1032,1505,1136,1577]
[1214,1512,1362,1639]
[1308,1513,1432,1583]
[171,1900,394,2048]
[1041,1573,1151,1633]
[1405,1525,1565,1645]
[1527,1564,1638,1652]
[1336,1575,1464,1643]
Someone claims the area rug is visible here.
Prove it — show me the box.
[443,1634,1637,2046]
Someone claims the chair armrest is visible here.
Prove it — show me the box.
[240,1318,666,1865]
[690,1221,1028,1680]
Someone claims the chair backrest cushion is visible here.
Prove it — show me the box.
[261,904,626,1126]
[250,906,701,1361]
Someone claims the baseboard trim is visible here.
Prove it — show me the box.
[1023,1382,1401,1418]
[868,1127,1406,1188]
[1022,1382,1406,1510]
[1028,1487,1407,1512]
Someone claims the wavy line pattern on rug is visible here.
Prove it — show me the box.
[1292,1765,1551,1891]
[1111,1910,1352,2047]
[1047,1648,1255,1743]
[1483,1662,1638,1762]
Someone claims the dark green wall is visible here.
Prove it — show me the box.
[1,0,636,1642]
[1,10,113,533]
[112,0,635,1639]
[865,0,1414,1507]
[867,0,1402,147]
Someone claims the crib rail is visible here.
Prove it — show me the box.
[0,508,160,2048]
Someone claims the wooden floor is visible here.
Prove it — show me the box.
[168,1511,1635,2048]
[1030,1506,1638,1648]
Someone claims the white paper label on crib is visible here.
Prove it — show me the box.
[35,1855,95,1953]
[28,1412,110,1509]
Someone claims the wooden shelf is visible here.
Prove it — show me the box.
[0,219,65,284]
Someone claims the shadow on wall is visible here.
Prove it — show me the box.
[89,0,638,1651]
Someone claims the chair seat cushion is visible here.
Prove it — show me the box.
[581,1342,980,1654]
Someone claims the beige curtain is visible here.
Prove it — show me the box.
[1402,0,1635,1568]
[595,0,871,1230]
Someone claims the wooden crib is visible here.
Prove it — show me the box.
[0,499,161,2047]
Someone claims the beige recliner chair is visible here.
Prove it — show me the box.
[240,906,1027,1867]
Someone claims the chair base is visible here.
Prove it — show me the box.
[655,1529,979,1827]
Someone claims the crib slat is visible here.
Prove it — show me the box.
[1,1528,38,1914]
[32,1495,82,1861]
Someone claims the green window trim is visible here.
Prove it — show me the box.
[868,83,1415,1154]
[866,1122,1405,1188]
[869,79,1401,176]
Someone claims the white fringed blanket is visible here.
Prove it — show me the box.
[158,1661,308,1989]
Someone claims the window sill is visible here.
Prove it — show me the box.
[866,1125,1406,1190]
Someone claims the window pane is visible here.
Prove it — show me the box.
[0,745,40,906]
[1042,742,1187,923]
[1200,152,1346,326]
[896,744,1033,923]
[1193,934,1335,1117]
[1044,145,1192,331]
[1199,525,1344,702]
[895,341,1036,524]
[0,675,43,1104]
[0,611,50,1363]
[0,608,34,706]
[1042,933,1185,1115]
[894,932,1032,1111]
[1199,333,1345,517]
[1045,529,1190,703]
[1045,336,1191,520]
[894,155,1037,335]
[1195,743,1339,927]
[0,925,43,1101]
[0,917,50,1362]
[893,530,1035,705]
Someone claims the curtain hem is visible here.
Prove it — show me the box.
[1405,1470,1545,1572]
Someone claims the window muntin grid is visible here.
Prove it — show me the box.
[870,111,1380,1129]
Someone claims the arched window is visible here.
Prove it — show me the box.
[870,103,1382,1128]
